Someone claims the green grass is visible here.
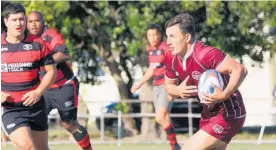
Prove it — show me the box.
[2,144,276,150]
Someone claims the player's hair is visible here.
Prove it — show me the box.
[146,23,163,47]
[2,3,25,19]
[29,11,45,24]
[147,23,162,34]
[165,13,195,37]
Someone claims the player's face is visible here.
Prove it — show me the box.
[166,24,189,57]
[4,12,26,38]
[147,29,162,48]
[27,13,43,36]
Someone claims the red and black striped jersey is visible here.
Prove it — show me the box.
[147,41,169,86]
[40,26,74,88]
[1,32,55,104]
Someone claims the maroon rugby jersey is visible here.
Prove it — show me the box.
[1,32,54,104]
[164,41,246,119]
[147,41,169,86]
[40,26,74,88]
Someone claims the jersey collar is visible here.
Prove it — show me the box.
[183,40,197,60]
[181,40,197,70]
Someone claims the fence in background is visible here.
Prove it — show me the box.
[47,98,276,145]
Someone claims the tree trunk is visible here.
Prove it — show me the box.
[105,54,138,137]
[139,82,157,139]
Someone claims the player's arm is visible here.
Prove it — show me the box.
[164,77,178,97]
[23,62,56,106]
[131,67,154,93]
[165,76,197,99]
[35,63,56,94]
[139,67,154,85]
[50,33,70,64]
[216,56,248,99]
[22,40,57,106]
[1,92,10,103]
[52,51,69,64]
[200,47,247,103]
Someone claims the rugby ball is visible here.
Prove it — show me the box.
[198,69,224,101]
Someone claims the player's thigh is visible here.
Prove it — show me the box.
[182,129,227,150]
[43,91,54,114]
[31,130,49,150]
[28,100,49,150]
[8,126,36,149]
[50,83,79,113]
[29,98,49,131]
[59,108,78,129]
[2,107,34,147]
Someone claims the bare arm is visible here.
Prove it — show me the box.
[165,78,179,97]
[165,76,197,99]
[22,64,56,106]
[36,64,57,94]
[1,92,10,103]
[217,56,248,99]
[131,67,154,94]
[139,67,154,85]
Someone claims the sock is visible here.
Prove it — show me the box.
[164,124,181,150]
[72,125,92,150]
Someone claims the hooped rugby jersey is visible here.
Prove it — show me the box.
[1,32,54,104]
[147,41,169,86]
[40,26,75,88]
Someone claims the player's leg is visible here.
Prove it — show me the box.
[181,129,227,150]
[181,116,245,150]
[1,128,8,146]
[2,107,36,149]
[8,126,36,150]
[54,79,92,150]
[1,108,9,147]
[31,130,49,150]
[29,98,49,150]
[154,85,180,150]
[43,92,54,114]
[60,118,92,150]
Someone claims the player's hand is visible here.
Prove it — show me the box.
[131,83,142,94]
[1,92,10,103]
[22,89,43,106]
[177,76,197,99]
[200,84,227,104]
[168,95,174,102]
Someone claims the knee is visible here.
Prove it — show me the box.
[15,140,35,150]
[61,121,79,132]
[155,114,164,125]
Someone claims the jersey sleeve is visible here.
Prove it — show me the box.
[198,46,227,70]
[50,33,69,54]
[164,50,177,80]
[39,39,55,66]
[148,42,170,69]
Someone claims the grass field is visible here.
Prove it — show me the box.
[2,143,276,150]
